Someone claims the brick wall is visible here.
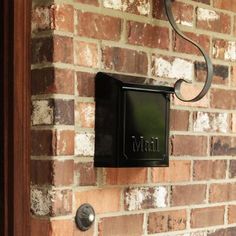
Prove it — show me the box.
[31,0,236,235]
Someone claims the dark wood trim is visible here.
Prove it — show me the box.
[2,0,31,235]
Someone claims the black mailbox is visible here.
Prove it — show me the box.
[94,72,174,167]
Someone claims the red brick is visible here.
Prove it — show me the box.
[31,130,53,156]
[75,188,121,214]
[173,32,210,55]
[213,0,236,13]
[212,39,236,61]
[105,168,147,185]
[211,89,236,109]
[31,5,54,33]
[153,0,194,27]
[76,72,95,97]
[75,102,95,128]
[210,136,236,156]
[196,8,231,34]
[74,41,98,68]
[191,207,224,228]
[51,220,74,236]
[51,189,73,216]
[195,62,229,85]
[127,21,169,49]
[99,214,144,236]
[54,4,74,32]
[171,185,206,206]
[102,46,148,75]
[231,66,236,87]
[31,68,74,95]
[54,35,73,63]
[209,183,236,202]
[148,210,187,234]
[152,160,191,183]
[78,12,121,41]
[193,160,226,180]
[125,186,167,210]
[208,227,236,236]
[75,0,98,6]
[228,205,236,224]
[193,0,210,4]
[74,162,97,186]
[170,110,189,131]
[54,130,74,155]
[31,218,50,236]
[171,135,208,156]
[230,160,236,178]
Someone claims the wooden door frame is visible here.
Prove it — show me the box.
[2,0,31,235]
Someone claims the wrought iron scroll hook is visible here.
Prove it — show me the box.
[164,0,213,102]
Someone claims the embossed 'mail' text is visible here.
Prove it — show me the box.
[131,136,159,152]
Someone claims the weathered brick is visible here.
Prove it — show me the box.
[124,186,167,210]
[229,160,236,178]
[51,189,72,216]
[74,162,96,186]
[75,102,95,128]
[193,112,229,133]
[210,136,236,156]
[74,41,98,68]
[234,16,236,35]
[31,99,74,125]
[191,207,224,228]
[170,110,189,131]
[173,32,210,55]
[196,8,231,34]
[148,210,187,234]
[211,89,236,109]
[212,39,236,61]
[171,135,208,156]
[31,68,74,95]
[228,205,236,224]
[208,227,236,236]
[193,160,226,180]
[153,0,194,27]
[54,4,74,32]
[195,62,229,85]
[103,0,150,16]
[171,185,206,206]
[152,160,191,183]
[213,0,236,13]
[99,214,144,236]
[50,220,74,236]
[127,21,169,49]
[76,72,95,97]
[209,183,236,202]
[77,12,121,41]
[105,168,147,185]
[152,55,193,81]
[102,46,148,75]
[75,132,94,156]
[31,187,72,216]
[75,188,121,213]
[31,5,54,33]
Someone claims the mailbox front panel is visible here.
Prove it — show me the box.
[120,88,169,167]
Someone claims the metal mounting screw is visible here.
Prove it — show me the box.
[75,204,95,231]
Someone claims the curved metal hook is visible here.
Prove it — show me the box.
[164,0,213,102]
